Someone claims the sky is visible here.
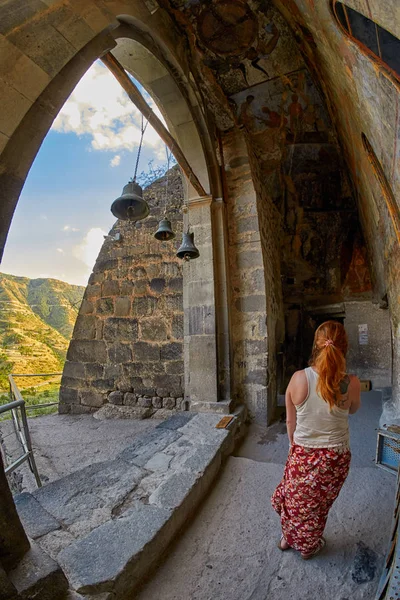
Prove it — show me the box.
[1,61,166,287]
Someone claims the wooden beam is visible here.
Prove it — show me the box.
[101,52,207,198]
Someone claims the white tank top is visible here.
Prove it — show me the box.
[293,367,350,449]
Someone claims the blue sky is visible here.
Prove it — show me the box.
[1,61,165,286]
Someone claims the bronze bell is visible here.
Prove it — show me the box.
[176,231,199,261]
[111,181,149,221]
[154,218,175,241]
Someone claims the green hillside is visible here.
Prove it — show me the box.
[0,273,84,391]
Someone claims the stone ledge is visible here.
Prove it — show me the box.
[14,409,245,599]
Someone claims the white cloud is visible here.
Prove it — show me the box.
[72,227,107,270]
[57,248,64,254]
[52,62,165,157]
[63,225,80,232]
[40,214,48,221]
[110,154,121,167]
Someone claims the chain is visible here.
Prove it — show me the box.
[133,113,149,181]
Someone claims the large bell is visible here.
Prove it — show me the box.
[111,181,149,221]
[154,218,175,241]
[176,231,200,261]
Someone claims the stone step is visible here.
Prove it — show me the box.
[8,540,69,600]
[189,398,235,414]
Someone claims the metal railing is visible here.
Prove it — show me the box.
[0,372,61,488]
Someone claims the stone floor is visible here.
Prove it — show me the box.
[1,413,158,491]
[136,391,396,600]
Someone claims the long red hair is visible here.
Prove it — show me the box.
[309,321,348,409]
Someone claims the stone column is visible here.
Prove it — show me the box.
[183,196,231,413]
[0,452,30,570]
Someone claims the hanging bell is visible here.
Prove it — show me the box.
[176,231,200,261]
[111,181,149,222]
[154,218,175,241]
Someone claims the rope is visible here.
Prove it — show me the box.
[133,113,149,181]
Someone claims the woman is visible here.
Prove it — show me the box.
[271,321,361,559]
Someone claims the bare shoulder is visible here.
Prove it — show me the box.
[287,369,308,405]
[348,375,361,390]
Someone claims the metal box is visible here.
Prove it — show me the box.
[376,428,400,474]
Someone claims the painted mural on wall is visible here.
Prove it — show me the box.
[163,0,304,96]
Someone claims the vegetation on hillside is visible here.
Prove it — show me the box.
[0,273,84,393]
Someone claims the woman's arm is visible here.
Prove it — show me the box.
[348,376,361,414]
[285,379,297,445]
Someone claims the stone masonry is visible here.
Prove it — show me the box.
[59,167,185,415]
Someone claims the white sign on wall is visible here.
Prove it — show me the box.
[358,323,368,345]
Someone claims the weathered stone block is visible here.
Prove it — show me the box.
[58,504,171,593]
[132,296,159,316]
[164,295,182,311]
[118,429,181,466]
[85,284,101,299]
[162,397,176,409]
[104,364,121,379]
[107,343,132,363]
[116,379,133,393]
[152,397,163,408]
[169,277,182,292]
[85,363,104,379]
[103,318,138,342]
[135,386,156,397]
[237,216,259,233]
[150,278,166,293]
[96,298,114,315]
[63,361,85,379]
[94,258,118,272]
[59,387,79,405]
[175,397,184,409]
[140,318,168,341]
[95,319,104,340]
[61,376,86,390]
[73,315,96,340]
[244,370,266,385]
[172,314,183,339]
[108,391,124,405]
[14,493,60,540]
[80,299,94,315]
[156,388,171,398]
[115,297,131,317]
[120,280,134,296]
[92,379,114,392]
[245,340,267,355]
[80,390,104,408]
[67,341,107,363]
[133,280,148,295]
[133,342,160,362]
[160,343,182,360]
[165,360,184,375]
[101,280,120,297]
[124,392,137,406]
[235,295,265,313]
[138,396,152,408]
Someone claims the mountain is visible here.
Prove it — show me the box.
[0,273,84,390]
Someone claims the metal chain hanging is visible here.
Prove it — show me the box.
[110,112,150,222]
[154,145,175,241]
[133,113,149,182]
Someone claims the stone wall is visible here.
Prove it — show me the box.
[59,167,185,415]
[222,129,270,423]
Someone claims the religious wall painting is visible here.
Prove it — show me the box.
[166,0,303,95]
[231,69,331,159]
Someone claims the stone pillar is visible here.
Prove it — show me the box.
[0,453,30,570]
[184,196,230,412]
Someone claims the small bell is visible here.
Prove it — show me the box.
[176,231,200,261]
[154,218,175,241]
[111,181,149,222]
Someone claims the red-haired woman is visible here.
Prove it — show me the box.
[271,321,361,559]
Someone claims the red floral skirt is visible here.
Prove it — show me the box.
[271,444,351,554]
